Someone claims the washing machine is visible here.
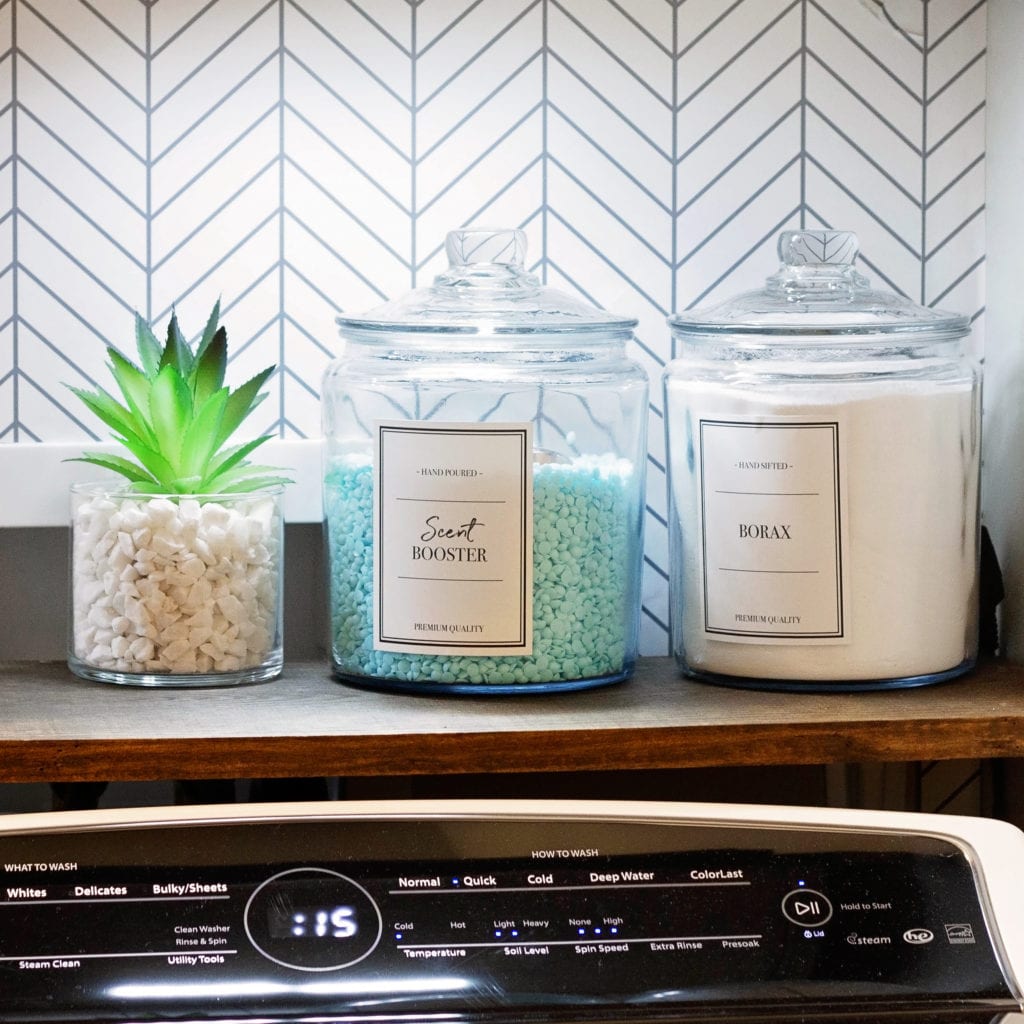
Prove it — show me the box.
[0,799,1020,1023]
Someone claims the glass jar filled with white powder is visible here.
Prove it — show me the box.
[664,229,980,691]
[323,228,648,694]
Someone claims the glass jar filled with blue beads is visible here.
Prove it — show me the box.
[322,227,649,694]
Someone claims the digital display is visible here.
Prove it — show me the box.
[268,904,357,939]
[0,815,1016,1023]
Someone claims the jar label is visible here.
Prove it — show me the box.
[698,417,848,643]
[373,421,533,655]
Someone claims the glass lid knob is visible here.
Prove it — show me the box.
[778,229,859,267]
[445,228,527,269]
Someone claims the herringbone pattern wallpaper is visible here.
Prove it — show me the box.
[0,0,987,654]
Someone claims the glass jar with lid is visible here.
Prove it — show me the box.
[663,229,980,691]
[322,227,649,693]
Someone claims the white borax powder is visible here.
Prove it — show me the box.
[667,376,980,682]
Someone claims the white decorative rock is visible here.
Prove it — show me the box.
[70,485,283,684]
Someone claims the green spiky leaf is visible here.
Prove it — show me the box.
[135,314,162,378]
[191,326,226,407]
[65,302,290,496]
[68,453,160,487]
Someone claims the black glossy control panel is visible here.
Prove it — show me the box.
[0,814,1017,1022]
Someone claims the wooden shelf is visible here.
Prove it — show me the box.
[1,658,1023,784]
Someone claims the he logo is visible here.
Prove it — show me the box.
[903,928,934,944]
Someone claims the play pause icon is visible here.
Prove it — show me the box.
[795,900,821,916]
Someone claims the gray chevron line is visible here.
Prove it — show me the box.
[285,211,391,302]
[925,102,984,158]
[283,55,410,162]
[548,103,671,214]
[220,310,281,363]
[417,50,542,163]
[677,0,800,110]
[345,0,413,57]
[645,503,668,530]
[19,160,147,270]
[807,51,922,156]
[548,54,672,161]
[286,0,411,111]
[19,311,110,385]
[284,364,320,400]
[414,156,545,271]
[859,0,922,52]
[280,416,312,438]
[808,212,910,298]
[151,159,278,272]
[283,312,336,359]
[677,58,800,165]
[285,157,411,269]
[18,211,141,312]
[805,101,920,206]
[926,153,984,210]
[970,307,984,325]
[545,215,670,320]
[641,603,669,634]
[21,0,145,109]
[679,101,800,205]
[282,262,349,324]
[417,0,486,58]
[0,421,40,441]
[928,0,986,53]
[547,154,671,267]
[804,155,919,258]
[416,0,541,111]
[0,367,12,389]
[17,369,102,439]
[283,103,410,214]
[153,105,277,218]
[153,49,278,163]
[925,205,984,262]
[416,107,542,217]
[151,0,219,57]
[679,155,800,267]
[683,208,799,310]
[79,0,146,57]
[153,0,277,111]
[17,106,146,218]
[646,450,666,475]
[152,211,280,319]
[929,254,984,309]
[677,0,747,58]
[550,0,671,111]
[606,0,673,58]
[17,52,145,161]
[808,0,920,101]
[927,49,985,106]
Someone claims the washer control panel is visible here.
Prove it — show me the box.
[0,814,1017,1021]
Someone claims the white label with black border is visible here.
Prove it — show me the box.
[374,421,533,655]
[698,417,847,643]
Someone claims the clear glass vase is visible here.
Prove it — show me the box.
[68,483,284,687]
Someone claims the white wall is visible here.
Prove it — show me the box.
[983,0,1024,657]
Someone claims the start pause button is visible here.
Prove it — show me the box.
[781,889,834,927]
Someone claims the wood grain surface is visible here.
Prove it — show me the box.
[0,658,1022,783]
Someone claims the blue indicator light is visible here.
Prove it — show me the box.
[798,881,806,887]
[578,928,585,935]
[495,930,502,937]
[611,927,618,934]
[595,928,602,935]
[511,930,519,937]
[452,878,460,886]
[395,933,402,941]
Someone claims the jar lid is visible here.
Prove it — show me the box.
[337,228,638,335]
[668,230,969,339]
